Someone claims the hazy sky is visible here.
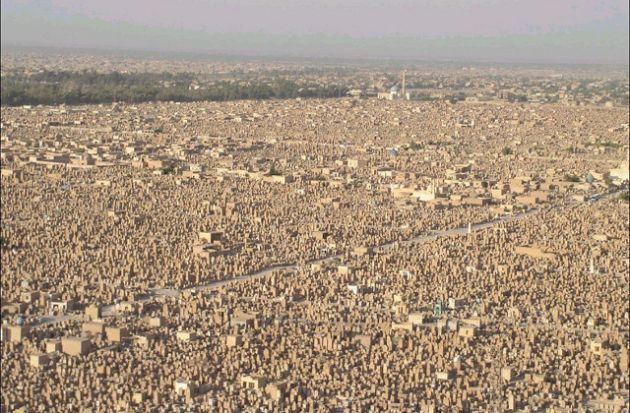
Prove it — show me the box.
[2,0,629,64]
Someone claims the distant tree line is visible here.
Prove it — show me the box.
[0,70,349,106]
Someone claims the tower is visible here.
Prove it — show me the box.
[401,70,406,99]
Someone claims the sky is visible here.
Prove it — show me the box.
[2,0,629,64]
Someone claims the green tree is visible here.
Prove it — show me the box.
[268,163,281,176]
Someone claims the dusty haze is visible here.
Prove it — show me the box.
[1,0,629,64]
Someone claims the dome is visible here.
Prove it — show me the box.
[390,85,399,93]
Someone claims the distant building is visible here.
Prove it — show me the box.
[377,72,410,100]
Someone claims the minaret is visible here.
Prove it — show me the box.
[467,223,472,235]
[401,70,406,99]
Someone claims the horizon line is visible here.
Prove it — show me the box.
[3,43,629,69]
